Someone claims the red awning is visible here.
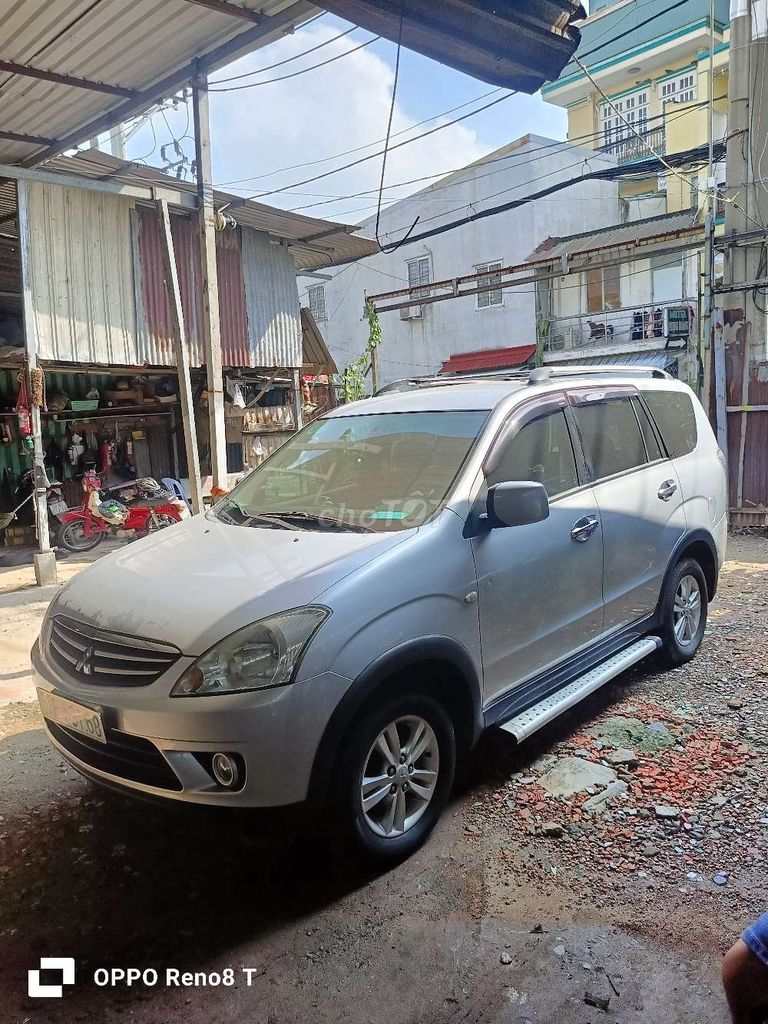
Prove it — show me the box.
[440,345,537,375]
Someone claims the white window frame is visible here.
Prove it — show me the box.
[600,88,650,152]
[660,71,696,105]
[474,260,504,309]
[307,283,327,321]
[401,255,432,320]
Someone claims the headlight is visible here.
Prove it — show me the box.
[171,607,329,697]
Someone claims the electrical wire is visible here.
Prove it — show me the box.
[280,102,710,215]
[213,87,505,188]
[579,0,692,61]
[209,36,381,91]
[225,91,517,207]
[373,7,418,254]
[211,26,359,83]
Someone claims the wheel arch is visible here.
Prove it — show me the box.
[661,528,719,606]
[306,636,483,809]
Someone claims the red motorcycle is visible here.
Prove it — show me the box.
[57,472,190,552]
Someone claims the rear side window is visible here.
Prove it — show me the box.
[488,409,579,498]
[573,396,647,481]
[643,389,698,458]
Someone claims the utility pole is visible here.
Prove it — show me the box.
[193,65,228,490]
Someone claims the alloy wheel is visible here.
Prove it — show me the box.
[360,715,439,838]
[673,574,702,646]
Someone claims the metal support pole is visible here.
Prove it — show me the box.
[156,199,205,515]
[193,68,228,489]
[291,369,304,432]
[17,181,56,585]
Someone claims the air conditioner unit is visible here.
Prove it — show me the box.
[400,304,424,321]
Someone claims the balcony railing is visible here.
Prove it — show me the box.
[599,127,666,165]
[543,300,692,354]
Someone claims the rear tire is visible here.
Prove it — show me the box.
[333,691,456,864]
[58,520,103,553]
[658,557,708,667]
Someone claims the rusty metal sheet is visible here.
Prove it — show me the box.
[241,226,302,368]
[135,206,204,366]
[217,228,249,368]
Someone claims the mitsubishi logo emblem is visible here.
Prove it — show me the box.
[75,646,94,676]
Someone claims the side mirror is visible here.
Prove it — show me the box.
[485,481,550,529]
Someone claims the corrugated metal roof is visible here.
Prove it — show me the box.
[440,345,537,374]
[557,351,673,369]
[0,0,319,165]
[42,151,379,271]
[319,0,585,91]
[526,210,702,263]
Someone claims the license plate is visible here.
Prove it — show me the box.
[49,500,68,515]
[37,689,106,745]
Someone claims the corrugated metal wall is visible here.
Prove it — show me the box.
[135,207,204,366]
[23,183,302,371]
[25,181,139,364]
[241,226,302,368]
[216,228,250,367]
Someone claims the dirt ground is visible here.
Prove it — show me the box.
[1,535,767,1023]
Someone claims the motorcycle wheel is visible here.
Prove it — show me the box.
[58,520,104,553]
[146,513,176,534]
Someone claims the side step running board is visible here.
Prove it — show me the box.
[498,636,661,743]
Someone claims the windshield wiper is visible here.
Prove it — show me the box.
[259,511,375,534]
[216,502,294,530]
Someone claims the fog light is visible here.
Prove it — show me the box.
[211,752,239,788]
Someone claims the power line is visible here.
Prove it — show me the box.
[579,0,692,61]
[213,87,505,188]
[281,101,710,215]
[370,143,720,251]
[211,26,360,83]
[209,35,381,92]
[224,91,517,206]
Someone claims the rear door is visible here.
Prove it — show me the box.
[471,398,605,704]
[569,387,686,633]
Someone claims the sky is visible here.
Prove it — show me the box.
[114,12,568,224]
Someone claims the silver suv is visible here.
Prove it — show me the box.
[33,367,727,861]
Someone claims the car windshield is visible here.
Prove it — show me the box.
[213,410,488,534]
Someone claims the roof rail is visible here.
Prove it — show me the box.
[528,365,671,385]
[375,369,530,395]
[374,364,671,397]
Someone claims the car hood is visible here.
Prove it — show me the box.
[54,514,411,655]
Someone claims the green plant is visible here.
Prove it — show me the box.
[337,302,382,403]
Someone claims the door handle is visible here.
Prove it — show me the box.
[571,515,600,543]
[657,479,678,502]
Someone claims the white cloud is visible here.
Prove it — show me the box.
[205,26,490,223]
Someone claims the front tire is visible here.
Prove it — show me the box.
[658,557,708,666]
[335,692,456,864]
[58,520,103,553]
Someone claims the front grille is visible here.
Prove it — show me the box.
[48,616,180,687]
[46,719,182,791]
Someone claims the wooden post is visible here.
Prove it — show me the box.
[713,307,728,458]
[291,368,303,432]
[193,68,228,489]
[156,199,204,515]
[17,180,57,585]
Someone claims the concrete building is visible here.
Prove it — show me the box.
[300,135,620,387]
[529,209,704,383]
[542,0,729,216]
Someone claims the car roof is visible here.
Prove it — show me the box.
[322,370,688,418]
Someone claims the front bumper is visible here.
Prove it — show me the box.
[32,639,351,808]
